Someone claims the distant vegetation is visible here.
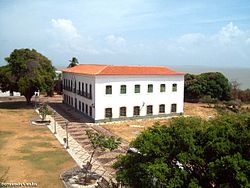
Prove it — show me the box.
[114,113,250,187]
[184,72,231,102]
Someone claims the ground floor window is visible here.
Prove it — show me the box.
[89,106,92,117]
[79,101,81,111]
[171,104,177,113]
[133,106,140,116]
[147,105,153,115]
[159,104,165,113]
[105,108,112,118]
[82,102,84,112]
[86,104,88,114]
[120,107,126,117]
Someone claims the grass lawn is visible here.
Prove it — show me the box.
[0,101,76,188]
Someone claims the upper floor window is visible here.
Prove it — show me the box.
[148,84,153,93]
[160,84,166,92]
[159,104,165,113]
[133,106,140,116]
[147,105,153,115]
[171,103,177,113]
[120,85,126,94]
[134,85,140,93]
[105,108,112,118]
[106,85,112,95]
[120,107,127,117]
[172,83,177,92]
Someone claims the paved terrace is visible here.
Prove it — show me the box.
[38,96,129,184]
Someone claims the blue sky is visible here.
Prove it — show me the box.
[0,0,250,68]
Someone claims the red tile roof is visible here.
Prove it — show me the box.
[62,64,184,75]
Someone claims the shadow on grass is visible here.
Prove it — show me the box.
[0,101,33,109]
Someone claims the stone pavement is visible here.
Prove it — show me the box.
[40,101,129,184]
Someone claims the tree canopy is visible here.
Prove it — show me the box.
[114,114,250,188]
[0,48,55,103]
[185,72,231,102]
[68,57,79,68]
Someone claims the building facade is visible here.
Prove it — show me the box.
[62,64,185,123]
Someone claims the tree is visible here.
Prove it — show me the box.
[114,114,250,187]
[185,72,232,102]
[81,130,121,184]
[0,49,56,103]
[38,103,52,121]
[68,57,79,68]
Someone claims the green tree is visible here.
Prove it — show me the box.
[0,49,55,103]
[38,103,52,121]
[114,114,250,187]
[82,130,121,184]
[185,72,231,102]
[68,57,79,68]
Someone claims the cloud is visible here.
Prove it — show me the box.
[105,35,126,47]
[51,18,81,40]
[49,18,99,55]
[218,22,243,44]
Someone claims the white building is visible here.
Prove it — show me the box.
[62,64,185,123]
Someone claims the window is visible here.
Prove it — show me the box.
[120,85,126,94]
[89,84,92,98]
[106,85,112,95]
[120,107,126,117]
[172,84,177,92]
[82,102,84,112]
[159,104,165,113]
[133,106,140,116]
[75,98,77,109]
[78,82,81,91]
[85,83,88,93]
[134,85,140,93]
[160,84,165,92]
[79,101,81,111]
[147,105,153,115]
[89,106,92,117]
[86,104,88,114]
[148,84,153,93]
[105,108,112,118]
[171,104,177,113]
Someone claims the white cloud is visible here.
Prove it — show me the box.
[51,18,81,40]
[218,22,243,44]
[49,18,100,55]
[105,35,126,47]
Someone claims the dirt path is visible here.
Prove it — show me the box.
[0,102,76,188]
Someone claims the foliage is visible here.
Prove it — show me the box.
[0,49,56,103]
[38,103,52,121]
[238,89,250,103]
[114,114,250,188]
[68,57,79,68]
[83,130,121,184]
[185,72,231,102]
[200,95,218,107]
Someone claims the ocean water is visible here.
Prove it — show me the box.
[169,65,250,90]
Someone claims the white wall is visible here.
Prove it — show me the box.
[95,75,184,120]
[63,72,96,119]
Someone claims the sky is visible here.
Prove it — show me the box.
[0,0,250,68]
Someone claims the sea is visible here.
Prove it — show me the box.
[169,65,250,90]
